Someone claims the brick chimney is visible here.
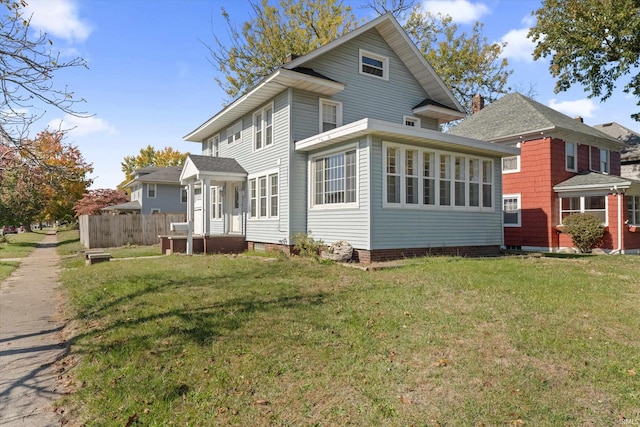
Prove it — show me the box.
[575,116,584,123]
[472,94,484,114]
[284,53,300,63]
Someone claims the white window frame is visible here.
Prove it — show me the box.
[600,148,610,174]
[319,99,343,133]
[150,208,161,214]
[310,145,358,209]
[502,142,521,174]
[565,141,577,172]
[382,141,494,211]
[210,134,220,157]
[403,116,420,128]
[248,168,279,219]
[359,49,389,81]
[210,187,222,220]
[226,121,242,145]
[253,103,274,151]
[559,195,608,225]
[503,194,521,227]
[180,188,187,204]
[628,195,640,226]
[147,183,156,199]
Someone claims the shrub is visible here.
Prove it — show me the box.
[291,231,324,258]
[561,213,605,253]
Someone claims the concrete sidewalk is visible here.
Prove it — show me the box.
[0,232,65,426]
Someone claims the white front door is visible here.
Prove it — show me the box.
[228,183,242,233]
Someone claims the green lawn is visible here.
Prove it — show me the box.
[57,251,640,426]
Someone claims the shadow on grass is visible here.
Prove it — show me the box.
[66,259,335,357]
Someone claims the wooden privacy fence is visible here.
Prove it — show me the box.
[79,213,186,249]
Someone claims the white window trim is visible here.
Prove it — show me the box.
[359,49,389,81]
[403,116,420,128]
[226,121,242,145]
[248,167,279,219]
[319,98,343,133]
[309,144,359,210]
[150,208,161,214]
[503,194,521,227]
[382,141,494,211]
[210,187,223,220]
[207,134,220,157]
[565,141,577,172]
[600,148,610,174]
[253,102,274,151]
[628,195,640,226]
[502,142,521,174]
[558,194,609,226]
[147,183,157,199]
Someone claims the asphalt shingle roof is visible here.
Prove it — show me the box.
[448,93,620,144]
[554,171,634,189]
[134,165,183,184]
[188,155,247,174]
[593,122,640,162]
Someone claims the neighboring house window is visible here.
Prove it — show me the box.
[565,141,577,172]
[210,187,222,219]
[404,116,420,127]
[313,148,357,206]
[503,194,521,227]
[147,184,156,198]
[248,171,279,218]
[359,49,389,80]
[560,195,607,224]
[150,208,161,214]
[628,195,640,225]
[383,142,494,210]
[254,103,274,150]
[600,149,610,174]
[319,99,342,133]
[227,122,242,145]
[502,142,520,173]
[181,188,187,204]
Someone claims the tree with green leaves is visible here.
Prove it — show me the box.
[529,0,640,121]
[206,0,359,101]
[404,7,512,112]
[120,145,189,187]
[0,0,87,161]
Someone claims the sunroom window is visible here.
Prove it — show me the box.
[313,149,357,206]
[560,195,606,224]
[628,195,640,225]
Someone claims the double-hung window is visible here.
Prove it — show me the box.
[383,142,494,210]
[227,122,241,145]
[502,142,520,173]
[565,142,577,171]
[254,103,274,150]
[206,134,220,156]
[319,99,342,133]
[313,148,357,206]
[503,194,521,226]
[628,195,640,225]
[600,149,610,174]
[181,188,188,204]
[147,183,156,198]
[249,171,278,218]
[359,49,388,80]
[210,187,222,219]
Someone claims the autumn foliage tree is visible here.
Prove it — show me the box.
[0,131,93,229]
[73,189,129,216]
[120,145,188,187]
[206,0,358,101]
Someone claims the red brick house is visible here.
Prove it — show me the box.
[449,93,640,254]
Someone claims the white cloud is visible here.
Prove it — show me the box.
[48,114,117,137]
[548,98,599,119]
[421,0,489,24]
[24,0,92,43]
[500,27,535,62]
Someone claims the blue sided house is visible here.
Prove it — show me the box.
[178,13,518,262]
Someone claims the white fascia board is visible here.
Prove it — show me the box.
[553,182,633,193]
[296,118,520,157]
[412,104,467,120]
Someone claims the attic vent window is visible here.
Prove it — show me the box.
[359,49,388,81]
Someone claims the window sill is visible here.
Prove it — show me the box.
[629,225,639,233]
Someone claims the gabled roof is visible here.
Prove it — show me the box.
[102,200,142,212]
[180,155,247,184]
[553,171,639,192]
[448,93,625,150]
[184,13,464,142]
[124,166,183,189]
[593,122,640,162]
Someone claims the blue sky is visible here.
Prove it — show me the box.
[22,0,640,189]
